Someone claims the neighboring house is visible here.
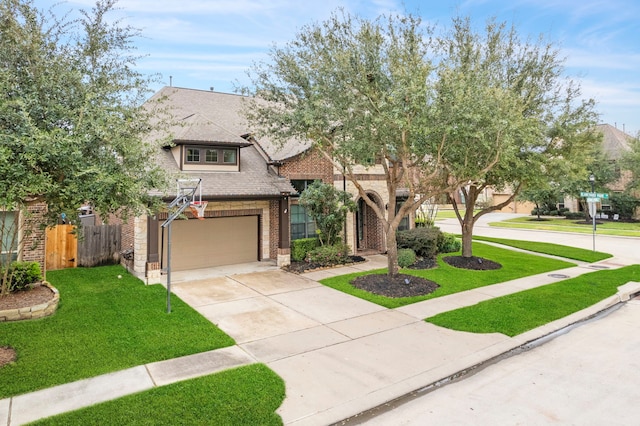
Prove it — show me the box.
[562,123,633,213]
[489,123,634,215]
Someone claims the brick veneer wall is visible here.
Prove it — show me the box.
[21,201,47,273]
[269,200,280,259]
[280,148,334,184]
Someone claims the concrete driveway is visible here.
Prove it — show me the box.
[167,248,639,425]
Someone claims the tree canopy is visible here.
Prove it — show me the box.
[243,11,519,275]
[0,0,168,223]
[439,18,599,256]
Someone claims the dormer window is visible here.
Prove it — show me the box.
[185,146,238,166]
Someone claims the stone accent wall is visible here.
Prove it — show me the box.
[131,215,148,280]
[21,201,47,273]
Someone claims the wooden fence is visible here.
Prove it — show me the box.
[77,224,122,267]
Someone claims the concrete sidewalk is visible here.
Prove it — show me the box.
[2,247,639,425]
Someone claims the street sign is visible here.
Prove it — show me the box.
[580,191,609,199]
[586,197,600,203]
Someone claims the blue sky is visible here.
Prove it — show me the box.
[37,0,640,135]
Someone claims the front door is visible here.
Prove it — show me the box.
[356,197,383,252]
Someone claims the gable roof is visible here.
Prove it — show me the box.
[148,86,311,161]
[172,113,250,146]
[146,87,295,199]
[597,123,633,160]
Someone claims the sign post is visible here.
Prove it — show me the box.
[580,192,608,252]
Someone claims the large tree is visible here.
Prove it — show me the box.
[438,18,599,257]
[0,0,169,294]
[242,11,511,276]
[621,136,640,193]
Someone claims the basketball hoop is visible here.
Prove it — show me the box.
[189,201,207,219]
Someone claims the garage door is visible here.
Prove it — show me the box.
[163,216,259,271]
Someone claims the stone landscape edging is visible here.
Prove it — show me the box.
[0,282,59,322]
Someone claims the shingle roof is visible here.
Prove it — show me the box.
[147,86,310,161]
[597,123,632,160]
[172,113,250,146]
[145,87,295,199]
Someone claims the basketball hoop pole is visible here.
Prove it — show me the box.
[161,178,202,313]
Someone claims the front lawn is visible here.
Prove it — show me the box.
[426,264,640,336]
[490,216,640,237]
[472,236,612,263]
[32,364,285,426]
[320,243,576,309]
[0,265,235,399]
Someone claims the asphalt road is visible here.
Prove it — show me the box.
[362,213,640,425]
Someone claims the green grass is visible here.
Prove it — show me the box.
[472,236,612,263]
[426,264,640,336]
[0,265,235,399]
[320,243,576,309]
[490,216,640,237]
[32,364,285,426]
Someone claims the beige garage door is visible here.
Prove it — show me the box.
[163,216,259,271]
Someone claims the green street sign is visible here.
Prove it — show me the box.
[580,192,609,199]
[586,197,600,203]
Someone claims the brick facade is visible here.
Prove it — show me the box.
[20,201,47,273]
[279,148,334,184]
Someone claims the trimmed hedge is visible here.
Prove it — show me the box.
[397,248,417,268]
[307,243,350,266]
[439,233,461,253]
[291,238,319,262]
[396,227,443,258]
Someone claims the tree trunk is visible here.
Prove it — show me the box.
[461,214,474,258]
[386,227,400,277]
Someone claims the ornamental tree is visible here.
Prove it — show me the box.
[439,18,599,257]
[298,180,356,246]
[242,11,505,276]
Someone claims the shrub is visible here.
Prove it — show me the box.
[396,227,443,258]
[397,248,416,268]
[564,211,585,220]
[306,243,350,266]
[438,233,461,253]
[3,261,43,292]
[610,193,640,220]
[291,238,319,262]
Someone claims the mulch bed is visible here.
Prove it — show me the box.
[443,256,502,270]
[0,283,54,311]
[352,273,439,298]
[283,255,366,274]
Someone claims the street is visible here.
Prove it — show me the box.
[364,298,640,425]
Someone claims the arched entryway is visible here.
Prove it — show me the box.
[355,192,385,253]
